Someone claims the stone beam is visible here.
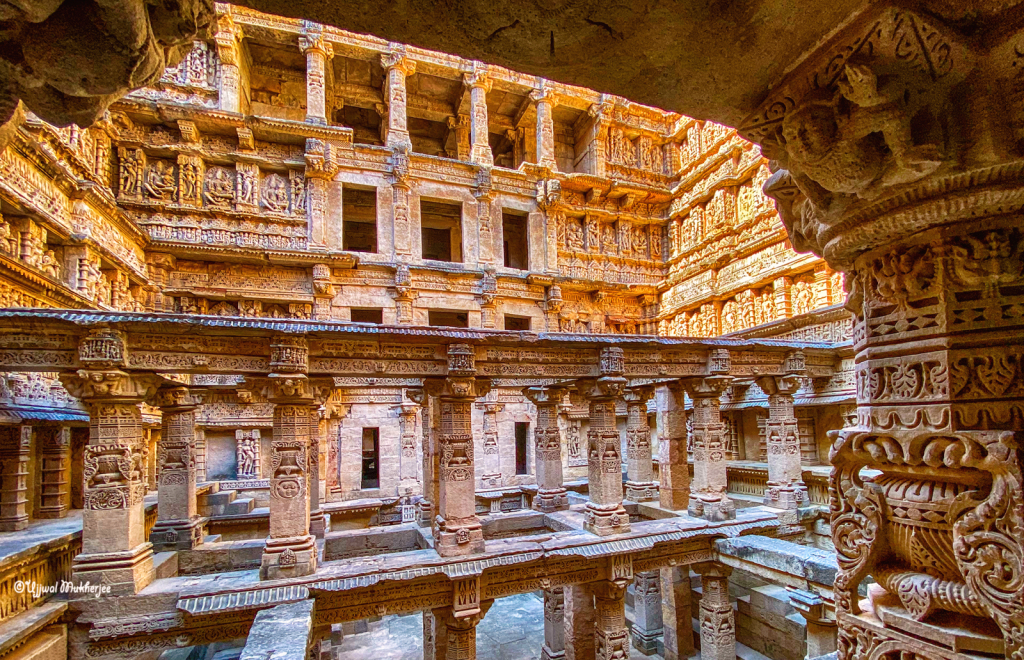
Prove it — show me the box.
[240,599,315,660]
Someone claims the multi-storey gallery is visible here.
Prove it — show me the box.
[0,1,1019,660]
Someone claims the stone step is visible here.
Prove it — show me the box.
[198,490,238,516]
[153,551,179,579]
[225,497,256,515]
[203,533,223,544]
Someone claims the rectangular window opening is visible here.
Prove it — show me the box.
[515,422,529,475]
[420,199,462,263]
[351,308,383,324]
[343,185,378,253]
[361,427,380,489]
[428,310,469,328]
[502,211,529,270]
[504,315,531,331]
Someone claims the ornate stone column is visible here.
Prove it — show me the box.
[694,562,735,660]
[59,331,161,594]
[308,401,326,538]
[593,580,630,660]
[37,425,70,519]
[756,364,808,531]
[251,335,321,580]
[424,610,446,660]
[525,384,569,512]
[632,570,664,655]
[563,584,595,660]
[740,12,1024,655]
[149,386,206,551]
[395,393,421,494]
[579,347,629,536]
[0,425,30,530]
[624,385,657,502]
[214,11,242,114]
[447,114,471,161]
[425,344,491,556]
[381,48,416,149]
[436,600,493,660]
[680,371,734,521]
[464,66,493,166]
[532,83,558,171]
[660,565,695,660]
[658,382,689,511]
[478,396,503,488]
[541,587,566,660]
[299,23,333,125]
[408,387,433,524]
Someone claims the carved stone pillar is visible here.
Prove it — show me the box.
[0,425,30,530]
[532,84,557,171]
[424,610,446,660]
[396,396,420,494]
[624,385,657,502]
[593,581,630,660]
[578,347,629,536]
[37,425,70,519]
[214,12,242,114]
[425,344,491,556]
[789,589,836,660]
[755,369,808,520]
[59,339,160,594]
[525,385,569,512]
[150,386,206,551]
[408,387,433,524]
[464,67,493,166]
[660,566,695,660]
[436,600,493,660]
[680,372,734,521]
[741,12,1024,655]
[563,584,595,660]
[447,114,471,161]
[694,563,734,660]
[308,402,326,538]
[542,587,566,660]
[659,383,689,511]
[299,24,332,125]
[381,49,416,149]
[631,570,664,655]
[478,398,503,488]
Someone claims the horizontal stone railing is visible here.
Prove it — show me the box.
[0,528,80,624]
[714,535,838,607]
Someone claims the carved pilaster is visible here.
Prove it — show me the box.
[37,425,70,519]
[579,347,629,536]
[541,587,566,660]
[531,84,558,171]
[395,396,421,493]
[425,344,491,556]
[436,600,492,660]
[623,385,657,502]
[525,385,569,512]
[631,571,664,655]
[0,425,31,530]
[477,398,503,488]
[694,563,735,660]
[214,11,243,113]
[661,566,695,660]
[149,386,206,552]
[680,373,735,521]
[755,370,808,521]
[659,382,689,511]
[307,401,326,538]
[564,584,595,660]
[593,581,630,660]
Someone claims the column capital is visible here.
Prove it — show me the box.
[530,85,559,105]
[575,376,627,401]
[754,373,802,397]
[693,561,733,578]
[152,384,206,411]
[270,333,309,374]
[299,26,333,58]
[679,374,732,399]
[381,50,416,76]
[463,69,492,92]
[246,375,332,404]
[622,384,655,404]
[60,369,161,403]
[523,384,568,406]
[424,376,492,401]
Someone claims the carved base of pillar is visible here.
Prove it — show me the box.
[435,520,485,557]
[631,627,663,655]
[417,500,433,527]
[260,534,318,580]
[625,481,659,503]
[583,502,630,536]
[72,542,155,596]
[149,517,207,551]
[36,503,69,520]
[763,484,808,510]
[470,146,493,166]
[310,510,327,538]
[541,645,566,660]
[533,488,569,512]
[687,495,735,522]
[0,514,29,531]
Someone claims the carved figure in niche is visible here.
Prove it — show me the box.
[39,250,59,279]
[290,171,306,214]
[238,166,257,206]
[721,300,740,334]
[767,64,941,209]
[792,279,815,316]
[180,160,200,202]
[633,225,648,257]
[602,223,617,254]
[186,41,210,86]
[0,216,12,255]
[144,161,176,200]
[119,150,142,197]
[204,168,234,206]
[566,218,584,251]
[587,216,600,251]
[690,205,704,244]
[262,174,289,213]
[237,435,258,478]
[650,224,662,259]
[948,229,1024,296]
